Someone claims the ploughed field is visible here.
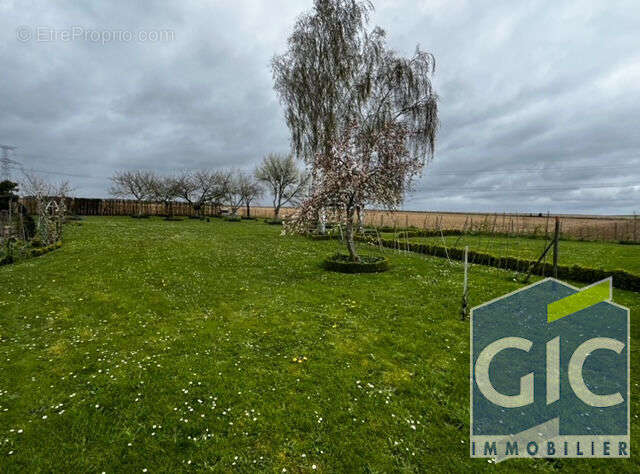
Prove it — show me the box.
[0,217,638,472]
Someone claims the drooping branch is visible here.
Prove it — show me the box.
[272,1,438,166]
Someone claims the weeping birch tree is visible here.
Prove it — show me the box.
[273,0,439,261]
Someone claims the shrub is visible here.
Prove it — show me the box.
[224,215,242,222]
[395,230,421,238]
[265,218,283,225]
[27,241,62,257]
[30,237,44,248]
[310,234,333,241]
[1,240,61,265]
[323,253,389,273]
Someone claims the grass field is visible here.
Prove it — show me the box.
[380,233,640,275]
[0,217,638,472]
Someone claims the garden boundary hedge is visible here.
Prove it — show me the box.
[360,237,640,292]
[0,240,62,266]
[27,240,63,258]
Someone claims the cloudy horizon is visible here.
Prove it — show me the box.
[1,0,639,215]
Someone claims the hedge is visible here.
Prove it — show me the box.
[394,229,464,239]
[322,253,389,273]
[27,241,63,258]
[309,234,334,241]
[0,240,62,266]
[361,237,639,292]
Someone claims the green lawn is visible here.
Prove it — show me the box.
[0,217,638,472]
[380,233,640,275]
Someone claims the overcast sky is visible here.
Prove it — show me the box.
[1,0,638,214]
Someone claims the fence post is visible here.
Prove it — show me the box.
[553,217,560,278]
[545,212,550,238]
[461,245,469,321]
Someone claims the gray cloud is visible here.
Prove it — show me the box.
[1,0,638,214]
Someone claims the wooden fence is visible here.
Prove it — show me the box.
[19,197,639,243]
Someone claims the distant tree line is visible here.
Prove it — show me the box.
[109,154,308,220]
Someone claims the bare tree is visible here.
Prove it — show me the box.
[174,171,199,215]
[208,170,232,216]
[193,171,224,217]
[149,174,180,219]
[273,0,438,233]
[224,171,246,217]
[175,170,234,218]
[238,174,263,218]
[109,170,155,216]
[255,154,308,220]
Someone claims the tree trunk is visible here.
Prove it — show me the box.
[318,208,326,234]
[246,202,251,218]
[274,206,280,220]
[356,205,365,233]
[311,172,326,234]
[345,205,359,262]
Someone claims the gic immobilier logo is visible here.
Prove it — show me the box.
[470,278,629,461]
